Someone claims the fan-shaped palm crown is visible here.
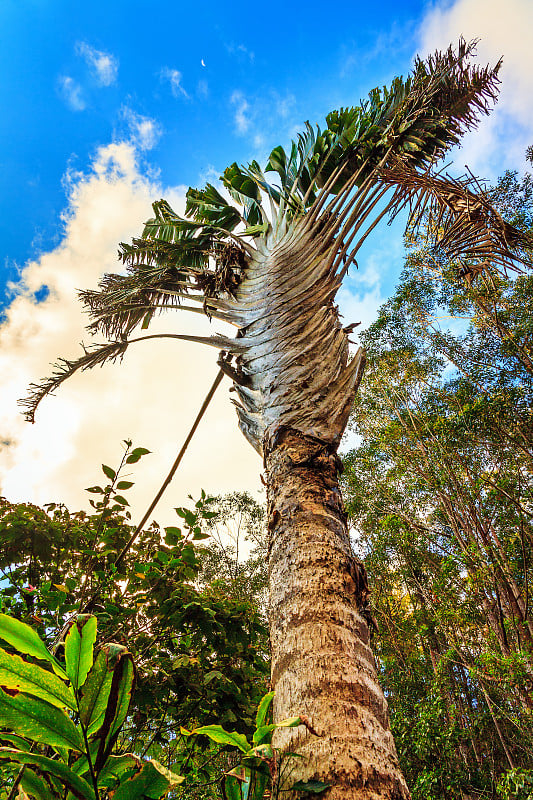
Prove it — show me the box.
[23,41,531,454]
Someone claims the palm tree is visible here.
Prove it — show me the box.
[23,41,532,799]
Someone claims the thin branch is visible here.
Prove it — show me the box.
[113,368,225,569]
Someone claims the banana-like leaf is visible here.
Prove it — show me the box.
[252,715,303,746]
[79,645,124,734]
[223,774,246,800]
[64,615,97,691]
[94,650,135,771]
[255,691,274,729]
[181,724,250,753]
[0,614,67,680]
[0,749,96,800]
[97,753,141,788]
[109,758,184,799]
[0,648,76,710]
[0,689,84,751]
[0,733,31,750]
[252,725,276,745]
[20,767,56,800]
[274,716,302,728]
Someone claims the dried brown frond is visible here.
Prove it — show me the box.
[20,340,129,424]
[380,162,533,276]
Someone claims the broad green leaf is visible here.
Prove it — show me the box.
[110,759,184,799]
[102,464,116,480]
[116,481,134,490]
[78,646,116,734]
[223,774,245,800]
[252,724,276,745]
[0,614,67,680]
[0,733,31,750]
[97,753,141,788]
[0,689,84,751]
[0,648,76,710]
[94,651,135,771]
[275,716,302,728]
[255,691,274,729]
[291,779,332,793]
[107,652,135,739]
[20,768,56,800]
[184,724,250,753]
[65,615,97,691]
[126,447,151,464]
[0,749,96,800]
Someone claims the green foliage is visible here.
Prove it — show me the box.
[498,769,533,800]
[182,692,329,800]
[0,443,270,798]
[0,614,182,799]
[343,157,533,799]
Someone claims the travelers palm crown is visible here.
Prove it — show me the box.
[23,41,532,455]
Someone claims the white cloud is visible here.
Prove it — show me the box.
[417,0,533,176]
[226,43,255,62]
[197,79,209,99]
[160,67,188,99]
[230,90,251,134]
[0,142,261,523]
[120,107,162,151]
[58,76,86,111]
[76,42,119,87]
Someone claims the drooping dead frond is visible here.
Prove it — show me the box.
[20,330,242,423]
[20,340,130,423]
[381,162,533,275]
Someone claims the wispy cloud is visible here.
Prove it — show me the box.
[226,42,255,63]
[120,107,162,151]
[76,42,118,87]
[160,67,188,98]
[339,22,415,79]
[197,79,209,99]
[417,0,533,176]
[58,76,86,111]
[230,90,251,134]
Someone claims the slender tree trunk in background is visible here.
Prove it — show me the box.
[266,427,410,799]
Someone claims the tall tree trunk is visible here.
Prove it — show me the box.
[266,427,410,799]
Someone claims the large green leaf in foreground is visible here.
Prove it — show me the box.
[110,759,184,799]
[0,689,84,751]
[0,748,96,800]
[0,613,67,679]
[65,614,97,691]
[0,648,76,710]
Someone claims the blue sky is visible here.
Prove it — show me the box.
[1,0,427,298]
[1,0,531,519]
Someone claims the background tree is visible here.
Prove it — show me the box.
[22,42,532,798]
[342,159,533,800]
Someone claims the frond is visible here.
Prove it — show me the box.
[20,340,129,423]
[381,163,533,275]
[20,331,240,422]
[83,237,248,339]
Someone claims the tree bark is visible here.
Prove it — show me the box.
[266,426,410,799]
